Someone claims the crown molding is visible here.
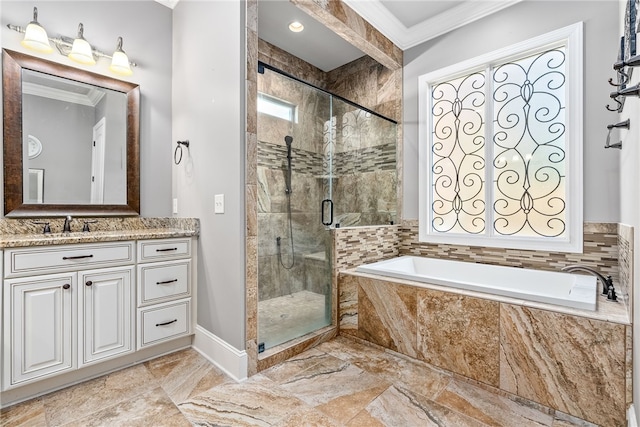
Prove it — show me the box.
[23,82,105,107]
[154,0,180,10]
[343,0,523,50]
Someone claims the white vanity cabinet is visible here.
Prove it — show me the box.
[136,238,193,349]
[1,236,197,400]
[2,242,135,390]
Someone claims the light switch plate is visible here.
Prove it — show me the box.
[214,194,224,214]
[172,198,178,214]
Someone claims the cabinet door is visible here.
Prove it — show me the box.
[4,273,76,387]
[79,267,134,366]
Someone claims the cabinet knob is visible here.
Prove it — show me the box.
[85,281,93,287]
[63,284,70,290]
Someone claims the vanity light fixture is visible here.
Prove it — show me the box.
[109,37,133,76]
[7,7,138,75]
[20,7,53,53]
[68,23,96,65]
[288,21,304,32]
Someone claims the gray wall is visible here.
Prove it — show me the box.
[403,0,620,222]
[172,1,246,350]
[1,0,173,216]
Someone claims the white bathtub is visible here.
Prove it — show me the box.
[355,256,598,311]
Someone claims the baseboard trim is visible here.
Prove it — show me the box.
[630,404,638,427]
[192,325,247,382]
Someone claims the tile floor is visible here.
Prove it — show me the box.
[1,336,598,426]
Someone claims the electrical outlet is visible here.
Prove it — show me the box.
[172,198,178,214]
[214,194,224,214]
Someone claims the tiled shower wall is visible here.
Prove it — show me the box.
[257,40,398,300]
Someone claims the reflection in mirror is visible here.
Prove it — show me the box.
[22,69,128,205]
[2,49,140,217]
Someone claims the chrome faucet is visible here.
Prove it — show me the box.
[62,215,73,233]
[561,264,617,301]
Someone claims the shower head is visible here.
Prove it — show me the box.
[284,135,293,147]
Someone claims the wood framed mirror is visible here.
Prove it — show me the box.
[2,49,140,217]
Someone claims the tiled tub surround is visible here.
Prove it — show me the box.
[334,221,633,426]
[339,272,630,426]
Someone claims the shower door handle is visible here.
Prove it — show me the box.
[321,199,333,226]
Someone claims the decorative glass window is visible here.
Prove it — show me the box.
[418,23,583,252]
[257,93,297,122]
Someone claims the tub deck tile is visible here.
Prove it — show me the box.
[417,288,500,387]
[500,304,626,427]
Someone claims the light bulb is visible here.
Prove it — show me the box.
[109,37,133,76]
[21,7,52,53]
[68,23,96,65]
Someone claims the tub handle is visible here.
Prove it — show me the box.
[321,199,333,226]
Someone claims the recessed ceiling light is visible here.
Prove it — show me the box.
[289,21,304,32]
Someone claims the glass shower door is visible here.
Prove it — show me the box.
[256,65,333,351]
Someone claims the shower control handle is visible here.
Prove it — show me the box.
[321,199,334,226]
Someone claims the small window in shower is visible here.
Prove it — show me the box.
[258,93,297,122]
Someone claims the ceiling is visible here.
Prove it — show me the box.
[258,0,522,72]
[158,0,522,72]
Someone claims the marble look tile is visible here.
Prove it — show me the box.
[500,304,626,427]
[435,379,553,426]
[338,273,359,333]
[261,348,327,383]
[277,356,390,424]
[63,387,189,427]
[552,410,600,426]
[143,348,228,404]
[272,406,343,427]
[417,288,500,386]
[318,336,451,400]
[179,374,304,426]
[0,397,46,427]
[347,385,484,427]
[42,364,157,426]
[626,324,633,405]
[358,279,417,357]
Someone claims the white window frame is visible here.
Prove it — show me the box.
[257,92,298,123]
[418,22,583,253]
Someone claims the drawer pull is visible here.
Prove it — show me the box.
[156,279,178,285]
[155,248,178,252]
[156,319,178,327]
[86,281,93,287]
[63,284,70,290]
[62,254,94,260]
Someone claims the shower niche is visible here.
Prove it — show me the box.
[257,63,397,351]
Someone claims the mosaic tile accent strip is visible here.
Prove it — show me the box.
[398,223,620,283]
[333,143,396,175]
[618,223,633,321]
[333,225,400,271]
[258,141,323,174]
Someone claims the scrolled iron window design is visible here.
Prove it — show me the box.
[431,72,486,234]
[492,48,566,238]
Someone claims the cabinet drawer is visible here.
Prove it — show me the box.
[5,242,135,278]
[138,260,191,306]
[137,238,191,262]
[138,299,190,348]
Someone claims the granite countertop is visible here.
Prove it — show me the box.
[0,217,199,249]
[0,228,198,248]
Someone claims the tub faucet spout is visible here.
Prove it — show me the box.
[561,265,616,301]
